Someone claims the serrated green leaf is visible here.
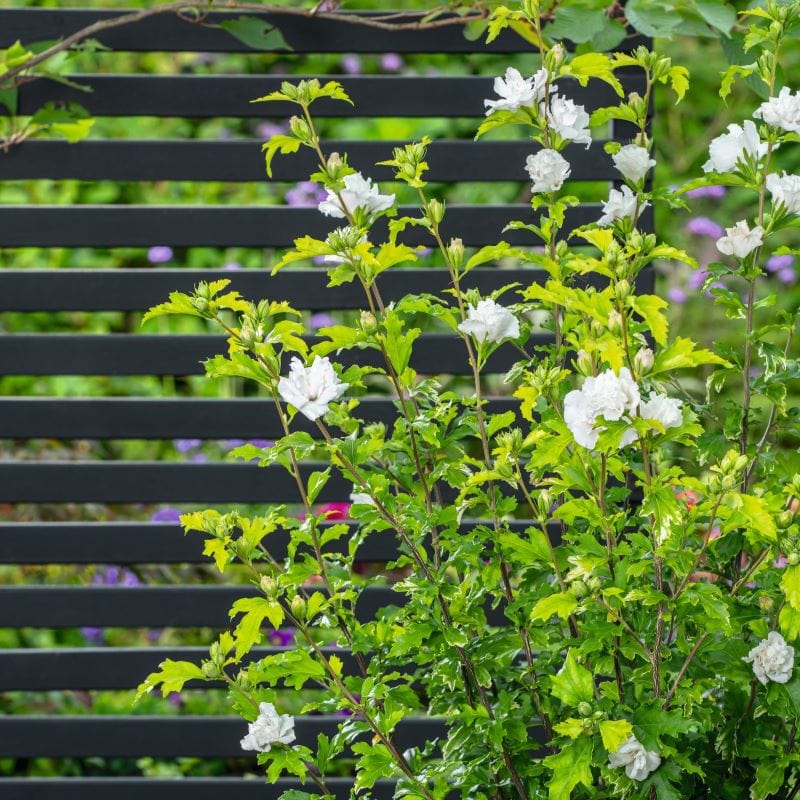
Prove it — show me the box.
[599,719,633,752]
[219,16,291,51]
[531,591,578,623]
[550,650,594,706]
[543,736,593,799]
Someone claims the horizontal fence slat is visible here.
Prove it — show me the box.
[0,333,551,376]
[0,646,357,690]
[0,716,447,758]
[0,9,647,54]
[0,778,395,800]
[0,519,553,564]
[0,268,606,313]
[13,73,646,118]
[0,585,508,628]
[0,397,521,439]
[0,204,632,247]
[0,139,619,183]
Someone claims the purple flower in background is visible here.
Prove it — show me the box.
[341,54,362,75]
[766,254,795,272]
[221,438,246,450]
[147,246,173,264]
[256,121,286,139]
[312,255,328,266]
[689,267,708,290]
[778,267,797,284]
[417,247,433,257]
[309,312,336,329]
[93,566,140,587]
[667,287,687,303]
[686,185,726,199]
[285,181,328,207]
[380,53,404,72]
[150,507,183,523]
[147,629,163,643]
[190,452,208,463]
[269,628,295,647]
[249,439,273,449]
[317,0,341,10]
[167,692,184,706]
[81,626,105,646]
[222,261,242,271]
[685,216,724,238]
[174,438,202,453]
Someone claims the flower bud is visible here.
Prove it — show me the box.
[191,296,210,314]
[571,580,588,598]
[607,310,623,333]
[634,347,654,373]
[587,576,601,593]
[201,660,221,679]
[789,552,800,566]
[427,198,446,225]
[359,310,379,334]
[291,595,307,619]
[577,701,593,716]
[289,115,311,141]
[591,711,604,720]
[260,575,278,596]
[447,237,464,270]
[575,349,593,377]
[779,511,794,529]
[614,279,631,301]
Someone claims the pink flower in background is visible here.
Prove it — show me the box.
[380,53,404,72]
[341,54,362,74]
[319,502,351,520]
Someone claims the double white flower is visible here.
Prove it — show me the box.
[278,356,348,421]
[484,67,552,115]
[767,171,800,215]
[458,298,520,344]
[613,144,656,184]
[715,220,764,259]
[754,86,800,134]
[240,702,296,753]
[564,368,682,450]
[318,172,395,220]
[546,95,592,148]
[744,631,795,685]
[703,120,767,173]
[608,735,661,781]
[525,148,571,193]
[598,185,644,227]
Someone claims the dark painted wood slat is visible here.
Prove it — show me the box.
[0,9,648,54]
[0,204,625,247]
[0,397,520,438]
[0,139,618,183]
[0,461,343,503]
[0,716,447,758]
[0,267,593,313]
[0,646,359,690]
[0,519,551,564]
[14,73,646,118]
[0,333,551,376]
[0,778,395,800]
[0,585,508,627]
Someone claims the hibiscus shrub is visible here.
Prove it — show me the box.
[138,2,800,798]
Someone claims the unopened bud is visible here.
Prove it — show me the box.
[607,310,623,332]
[427,198,446,226]
[260,576,278,596]
[289,115,311,141]
[577,701,593,716]
[614,279,631,301]
[201,660,221,679]
[634,347,654,373]
[191,297,209,314]
[789,552,800,566]
[290,595,306,619]
[779,511,794,528]
[575,349,593,376]
[360,310,378,334]
[571,580,588,598]
[447,237,464,270]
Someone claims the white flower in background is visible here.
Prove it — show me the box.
[767,171,800,214]
[484,67,552,115]
[564,367,641,450]
[598,185,641,227]
[278,356,348,421]
[744,631,795,685]
[702,120,767,173]
[640,393,683,430]
[457,298,520,344]
[350,488,374,506]
[525,149,571,193]
[754,86,800,134]
[612,145,656,184]
[608,735,661,781]
[240,702,296,753]
[546,95,592,148]
[318,172,395,219]
[715,220,764,259]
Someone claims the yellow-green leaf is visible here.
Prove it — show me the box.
[531,591,578,622]
[782,565,800,612]
[599,719,633,752]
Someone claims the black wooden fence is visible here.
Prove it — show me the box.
[0,8,653,799]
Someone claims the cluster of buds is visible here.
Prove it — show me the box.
[279,78,324,106]
[190,281,217,316]
[379,137,430,188]
[239,302,273,349]
[201,638,228,679]
[708,449,750,492]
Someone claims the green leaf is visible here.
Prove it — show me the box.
[626,0,682,37]
[561,52,623,96]
[780,604,800,641]
[307,468,331,504]
[633,704,696,749]
[546,5,607,44]
[230,596,284,660]
[553,717,585,739]
[464,242,525,274]
[781,565,800,611]
[749,759,786,800]
[599,719,633,752]
[695,0,737,34]
[262,746,311,783]
[543,736,593,800]
[531,591,578,622]
[550,650,594,707]
[651,336,730,375]
[726,493,777,542]
[630,295,669,346]
[219,17,291,51]
[262,134,302,178]
[379,309,419,375]
[135,659,205,701]
[0,87,17,115]
[352,742,395,789]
